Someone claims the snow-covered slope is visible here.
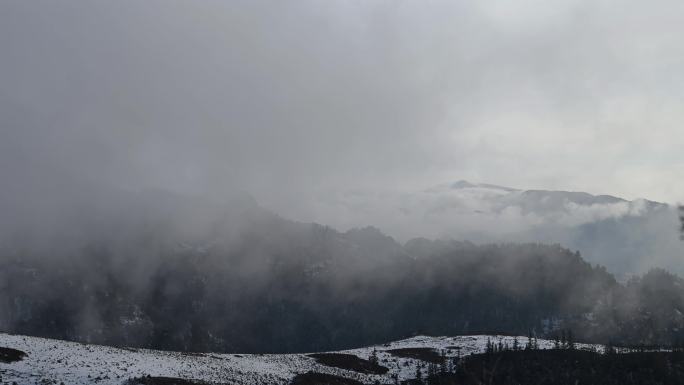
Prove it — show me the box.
[0,333,603,385]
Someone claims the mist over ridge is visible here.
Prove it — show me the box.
[0,183,683,354]
[274,180,680,277]
[4,1,684,374]
[1,0,682,280]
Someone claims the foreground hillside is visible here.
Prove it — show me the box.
[0,332,600,385]
[6,332,683,385]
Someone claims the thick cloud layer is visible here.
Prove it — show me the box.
[2,0,684,229]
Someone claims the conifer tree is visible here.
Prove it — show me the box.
[561,330,567,348]
[369,348,379,366]
[439,350,447,374]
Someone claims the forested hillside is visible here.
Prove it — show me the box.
[1,195,683,353]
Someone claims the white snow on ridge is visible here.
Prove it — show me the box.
[0,333,603,385]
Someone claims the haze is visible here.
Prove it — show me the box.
[2,0,684,232]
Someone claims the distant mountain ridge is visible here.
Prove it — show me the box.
[449,180,520,192]
[307,180,679,276]
[445,179,662,210]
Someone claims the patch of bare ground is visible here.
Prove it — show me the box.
[290,372,364,385]
[0,347,27,363]
[386,348,443,363]
[125,376,212,385]
[308,353,389,375]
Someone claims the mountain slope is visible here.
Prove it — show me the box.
[2,188,683,354]
[306,181,679,276]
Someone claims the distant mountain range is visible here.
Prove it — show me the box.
[305,180,681,276]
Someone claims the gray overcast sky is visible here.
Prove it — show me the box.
[2,0,684,215]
